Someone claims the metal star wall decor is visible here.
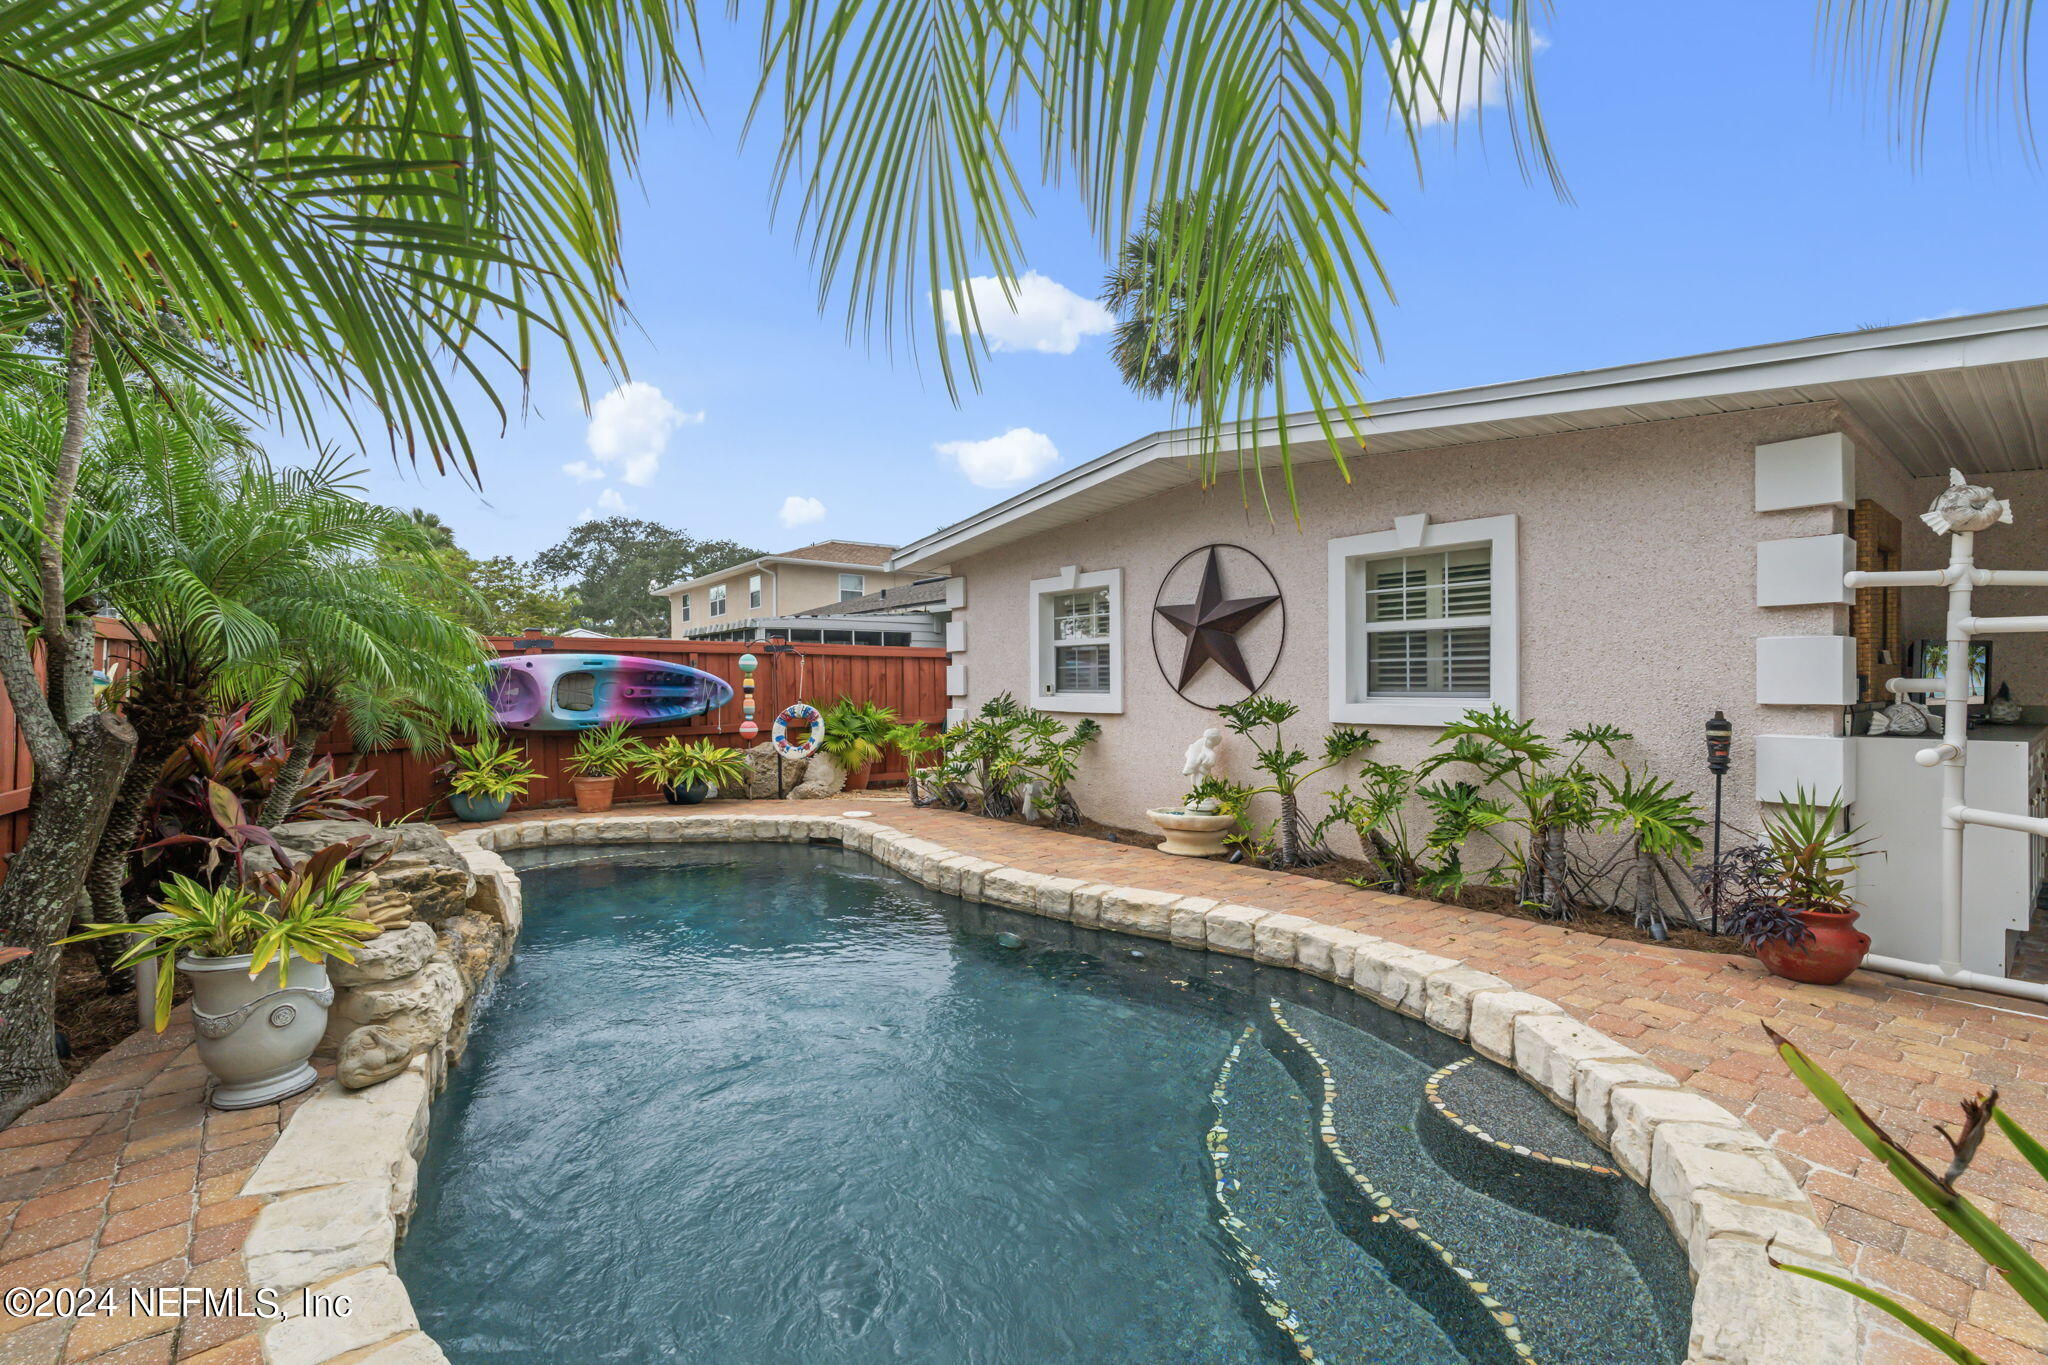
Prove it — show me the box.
[1154,545,1282,690]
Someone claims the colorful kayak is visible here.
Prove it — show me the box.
[485,654,734,732]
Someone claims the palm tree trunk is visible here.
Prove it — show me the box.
[1276,789,1301,867]
[1633,842,1661,932]
[258,690,336,829]
[83,666,210,926]
[1541,824,1569,917]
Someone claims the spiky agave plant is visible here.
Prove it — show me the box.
[1768,1028,2048,1363]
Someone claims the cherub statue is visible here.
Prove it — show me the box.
[1922,468,2014,535]
[1182,727,1223,783]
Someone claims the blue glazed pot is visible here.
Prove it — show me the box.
[663,780,712,806]
[449,791,514,822]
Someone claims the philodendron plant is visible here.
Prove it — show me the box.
[1768,1027,2048,1363]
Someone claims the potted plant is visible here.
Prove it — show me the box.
[817,698,899,790]
[62,843,378,1108]
[564,722,640,812]
[439,733,536,821]
[1150,776,1241,857]
[1702,790,1874,985]
[635,736,748,804]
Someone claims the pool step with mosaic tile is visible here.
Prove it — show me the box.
[1273,1003,1693,1364]
[1206,1027,1466,1364]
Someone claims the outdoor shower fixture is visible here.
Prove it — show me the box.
[1845,470,2048,983]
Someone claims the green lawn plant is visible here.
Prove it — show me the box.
[1592,771,1707,937]
[441,734,537,803]
[886,723,945,805]
[1769,1028,2048,1364]
[1328,763,1509,898]
[935,695,1100,824]
[1215,695,1375,868]
[634,737,748,796]
[815,698,900,777]
[1422,708,1630,917]
[565,723,642,781]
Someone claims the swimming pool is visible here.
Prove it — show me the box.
[399,842,1691,1363]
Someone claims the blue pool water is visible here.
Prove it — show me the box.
[399,843,1691,1363]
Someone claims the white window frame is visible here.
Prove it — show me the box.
[709,583,727,618]
[747,574,762,610]
[679,593,692,623]
[1028,567,1122,714]
[838,573,866,601]
[1328,514,1517,727]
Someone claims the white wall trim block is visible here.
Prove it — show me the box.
[944,663,966,697]
[1757,635,1857,706]
[944,620,966,653]
[1755,734,1857,804]
[1756,535,1856,607]
[943,576,967,611]
[1755,433,1855,512]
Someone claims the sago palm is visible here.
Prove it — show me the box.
[0,0,683,1123]
[77,409,469,927]
[232,547,493,829]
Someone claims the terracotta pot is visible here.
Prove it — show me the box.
[572,776,616,813]
[845,765,872,791]
[1755,909,1871,986]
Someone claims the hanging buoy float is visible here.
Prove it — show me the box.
[772,702,824,759]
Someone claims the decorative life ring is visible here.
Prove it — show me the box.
[772,703,824,758]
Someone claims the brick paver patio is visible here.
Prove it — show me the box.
[0,799,2042,1363]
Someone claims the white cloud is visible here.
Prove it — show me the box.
[561,459,604,482]
[779,495,827,528]
[583,381,704,487]
[934,427,1060,488]
[1406,2,1546,127]
[940,271,1113,355]
[597,487,630,513]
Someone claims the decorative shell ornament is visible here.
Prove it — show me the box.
[1867,699,1931,737]
[1921,468,2014,535]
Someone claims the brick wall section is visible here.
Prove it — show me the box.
[1853,500,1906,703]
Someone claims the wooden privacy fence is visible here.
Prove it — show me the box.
[0,630,947,863]
[0,622,147,867]
[319,636,950,819]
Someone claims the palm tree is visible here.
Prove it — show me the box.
[236,550,493,830]
[1101,199,1297,407]
[0,0,683,1121]
[74,404,486,930]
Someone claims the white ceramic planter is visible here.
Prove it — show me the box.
[181,953,332,1110]
[1147,807,1236,857]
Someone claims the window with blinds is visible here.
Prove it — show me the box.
[1049,587,1112,693]
[1358,547,1492,697]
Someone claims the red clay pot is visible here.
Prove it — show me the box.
[1755,909,1871,986]
[844,765,872,792]
[572,776,616,813]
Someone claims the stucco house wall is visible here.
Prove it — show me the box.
[945,404,1856,849]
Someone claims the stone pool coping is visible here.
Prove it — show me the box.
[242,809,1856,1365]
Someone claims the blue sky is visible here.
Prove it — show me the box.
[276,1,2048,561]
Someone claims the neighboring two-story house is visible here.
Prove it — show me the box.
[656,541,920,640]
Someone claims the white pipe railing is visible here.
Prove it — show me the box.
[1847,479,2044,979]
